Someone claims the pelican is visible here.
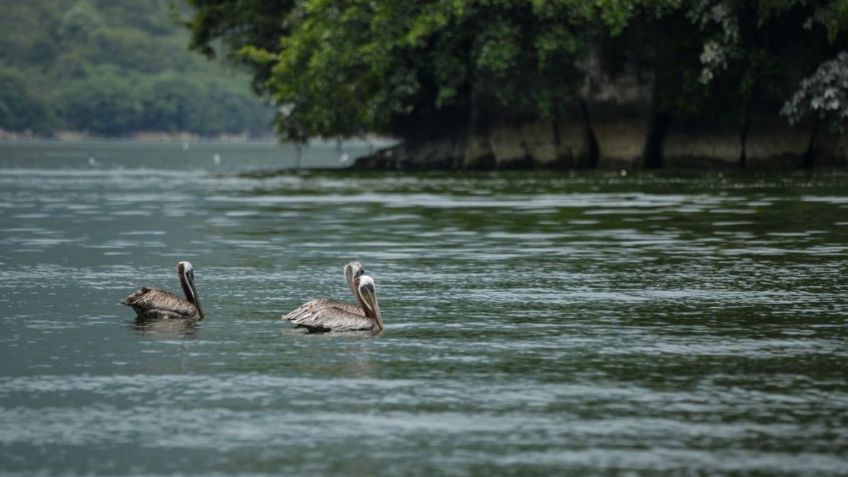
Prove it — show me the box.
[121,261,205,320]
[283,262,383,332]
[289,261,366,316]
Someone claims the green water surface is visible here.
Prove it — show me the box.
[0,141,846,476]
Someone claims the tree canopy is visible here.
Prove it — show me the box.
[185,0,848,147]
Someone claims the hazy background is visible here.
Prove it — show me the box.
[0,0,272,139]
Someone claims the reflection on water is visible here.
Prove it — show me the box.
[0,142,847,476]
[129,316,199,340]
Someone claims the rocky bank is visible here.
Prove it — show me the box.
[354,60,847,170]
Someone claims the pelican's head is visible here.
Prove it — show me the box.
[177,261,195,282]
[356,274,383,330]
[344,261,366,288]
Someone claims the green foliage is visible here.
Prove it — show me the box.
[0,0,272,136]
[59,1,105,42]
[663,0,848,129]
[185,0,297,92]
[61,73,141,135]
[807,0,848,42]
[0,68,57,133]
[185,0,848,142]
[782,52,848,132]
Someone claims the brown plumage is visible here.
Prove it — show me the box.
[284,261,365,320]
[283,297,377,332]
[283,263,383,333]
[121,261,205,320]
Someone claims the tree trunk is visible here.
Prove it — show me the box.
[802,118,819,168]
[739,101,751,169]
[463,84,494,169]
[579,99,599,168]
[643,112,670,169]
[643,78,668,169]
[295,142,303,170]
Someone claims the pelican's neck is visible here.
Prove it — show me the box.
[346,267,366,310]
[179,271,205,320]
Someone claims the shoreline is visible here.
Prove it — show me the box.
[0,131,276,143]
[0,131,398,149]
[3,133,843,171]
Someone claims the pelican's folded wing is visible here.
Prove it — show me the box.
[122,287,197,317]
[283,298,373,332]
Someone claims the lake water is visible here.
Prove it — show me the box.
[1,141,847,476]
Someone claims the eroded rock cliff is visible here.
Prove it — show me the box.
[354,56,847,170]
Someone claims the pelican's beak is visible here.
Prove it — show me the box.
[359,280,382,324]
[360,282,375,311]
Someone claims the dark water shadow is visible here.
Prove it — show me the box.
[285,325,382,339]
[127,316,200,340]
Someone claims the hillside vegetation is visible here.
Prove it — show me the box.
[0,0,272,137]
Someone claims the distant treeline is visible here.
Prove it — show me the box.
[0,0,272,137]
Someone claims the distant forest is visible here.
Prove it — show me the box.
[0,0,272,137]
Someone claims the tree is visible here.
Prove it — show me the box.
[185,0,298,92]
[61,72,142,135]
[0,68,55,133]
[674,0,848,168]
[0,0,273,137]
[782,52,848,166]
[783,52,848,132]
[187,1,679,142]
[185,0,848,166]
